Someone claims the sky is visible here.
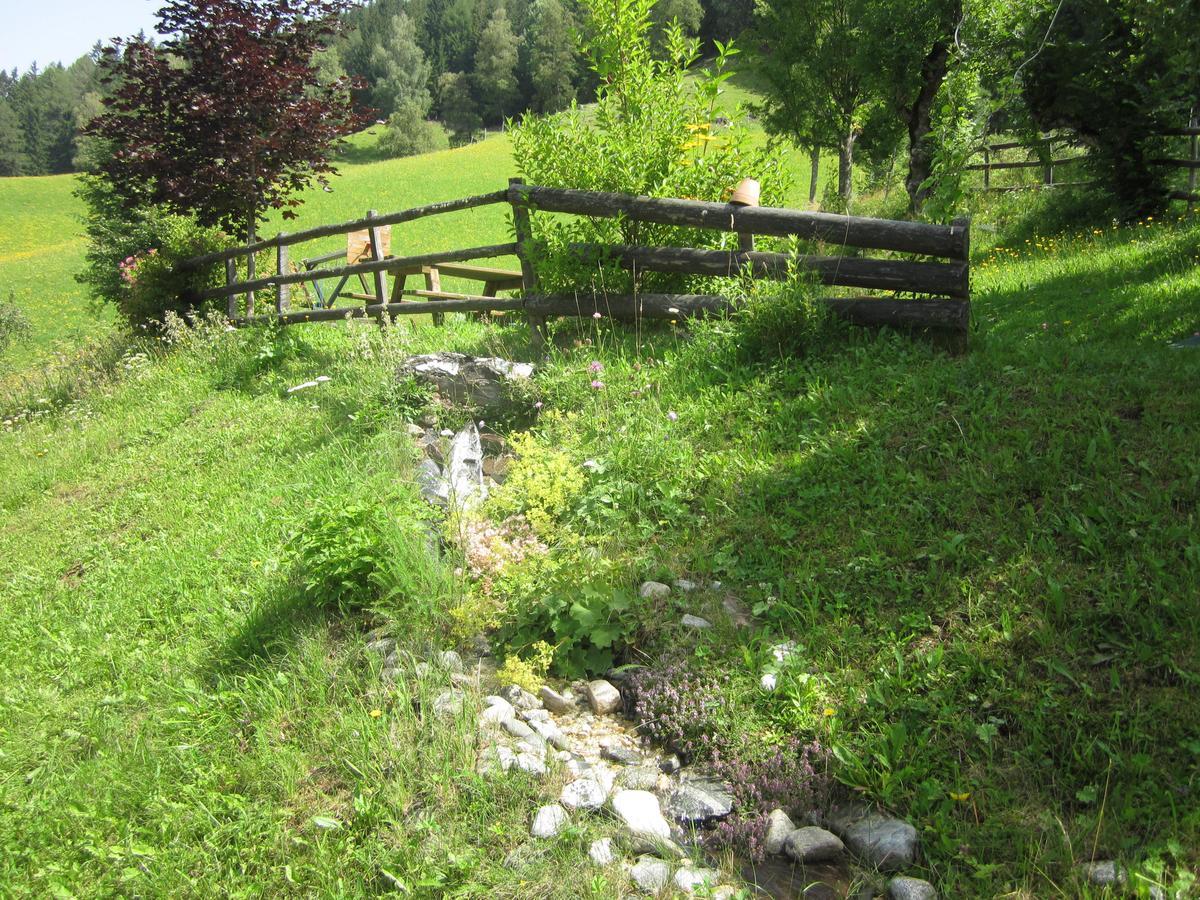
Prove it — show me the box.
[0,0,162,73]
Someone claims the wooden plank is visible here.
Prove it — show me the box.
[964,157,1086,171]
[180,190,509,270]
[1150,158,1200,170]
[233,296,528,326]
[349,222,392,265]
[824,296,969,333]
[524,292,730,320]
[509,185,970,259]
[225,258,237,318]
[568,243,970,298]
[196,242,519,301]
[424,263,523,283]
[404,289,510,301]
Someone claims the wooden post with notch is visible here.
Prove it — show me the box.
[425,266,444,326]
[366,210,387,308]
[276,234,290,314]
[509,177,544,345]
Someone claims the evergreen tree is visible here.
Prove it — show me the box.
[527,0,577,113]
[368,12,433,117]
[651,0,702,52]
[437,71,481,142]
[473,6,521,122]
[0,98,30,176]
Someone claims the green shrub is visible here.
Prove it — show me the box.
[378,105,451,158]
[510,0,788,295]
[76,174,227,329]
[292,500,398,610]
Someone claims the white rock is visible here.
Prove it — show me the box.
[760,672,778,691]
[531,804,569,838]
[561,778,607,811]
[437,650,464,672]
[611,789,671,842]
[630,856,671,893]
[406,423,425,437]
[515,751,547,775]
[589,837,616,866]
[681,614,712,629]
[476,744,516,775]
[432,690,465,718]
[586,679,622,714]
[1079,860,1127,887]
[673,579,698,592]
[887,875,938,900]
[764,808,796,855]
[539,685,577,714]
[674,867,717,893]
[784,826,845,863]
[638,581,671,600]
[478,698,515,726]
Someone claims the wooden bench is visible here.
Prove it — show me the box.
[389,263,524,323]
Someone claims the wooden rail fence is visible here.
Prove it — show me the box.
[178,178,972,346]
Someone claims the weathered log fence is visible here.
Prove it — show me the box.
[178,178,972,345]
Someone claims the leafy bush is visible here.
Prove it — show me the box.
[76,174,227,329]
[510,0,788,295]
[292,500,400,610]
[378,105,451,158]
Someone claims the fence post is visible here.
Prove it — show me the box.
[982,146,991,191]
[225,258,237,319]
[366,210,387,309]
[1190,109,1198,213]
[245,245,255,318]
[276,234,290,314]
[509,177,545,346]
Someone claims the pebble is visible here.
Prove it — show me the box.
[784,826,845,864]
[638,581,671,600]
[366,637,396,656]
[674,867,717,893]
[887,875,938,900]
[842,815,919,872]
[601,744,643,766]
[539,686,578,714]
[586,679,622,714]
[437,650,464,672]
[520,708,551,723]
[764,808,796,855]
[502,718,538,741]
[1079,860,1126,887]
[630,856,672,893]
[531,803,569,838]
[681,614,713,629]
[515,751,546,775]
[659,755,681,775]
[405,423,425,437]
[529,718,570,751]
[589,837,616,866]
[616,767,661,791]
[476,744,516,775]
[561,778,607,811]
[478,701,515,727]
[674,579,698,592]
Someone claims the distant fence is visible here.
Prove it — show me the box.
[178,178,972,346]
[966,122,1200,206]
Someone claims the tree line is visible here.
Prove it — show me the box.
[0,53,101,176]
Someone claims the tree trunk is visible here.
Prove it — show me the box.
[809,146,820,203]
[838,127,857,203]
[903,0,961,213]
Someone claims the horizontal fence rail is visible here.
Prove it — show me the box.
[568,243,970,298]
[194,243,517,301]
[508,185,969,260]
[180,190,509,271]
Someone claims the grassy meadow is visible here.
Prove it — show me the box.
[2,97,1198,897]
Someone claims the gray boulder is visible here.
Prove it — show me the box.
[843,815,919,872]
[531,803,569,838]
[764,808,796,855]
[589,837,616,866]
[638,581,671,600]
[561,778,607,811]
[663,778,734,825]
[1079,860,1127,887]
[586,679,622,714]
[539,686,577,714]
[630,856,672,893]
[398,352,535,413]
[784,826,845,863]
[445,422,486,510]
[887,876,937,900]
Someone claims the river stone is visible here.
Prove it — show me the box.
[476,744,516,775]
[531,803,569,838]
[589,837,616,866]
[611,789,672,842]
[561,778,608,811]
[663,778,734,825]
[478,700,514,727]
[539,686,577,714]
[674,867,717,893]
[437,649,464,673]
[843,815,918,872]
[659,755,681,775]
[639,581,671,600]
[784,826,845,863]
[502,718,538,741]
[617,767,661,791]
[415,458,449,506]
[398,353,535,413]
[630,856,672,893]
[602,744,643,766]
[887,875,938,900]
[520,708,551,723]
[764,808,796,855]
[529,718,570,751]
[366,637,395,656]
[432,690,465,718]
[501,684,542,710]
[681,614,712,629]
[586,679,622,714]
[674,579,698,592]
[515,751,547,775]
[1079,860,1126,886]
